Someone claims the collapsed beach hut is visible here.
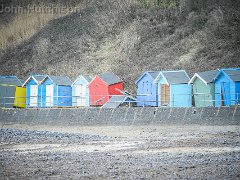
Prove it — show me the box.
[72,75,92,107]
[135,71,160,107]
[89,72,123,106]
[189,70,218,107]
[102,95,136,108]
[214,68,240,107]
[22,75,46,108]
[0,76,26,108]
[154,70,192,107]
[41,75,72,107]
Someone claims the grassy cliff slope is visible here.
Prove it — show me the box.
[0,0,240,91]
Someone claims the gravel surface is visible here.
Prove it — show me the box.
[0,125,240,179]
[0,128,109,144]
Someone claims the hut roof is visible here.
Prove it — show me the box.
[222,69,240,81]
[154,70,190,85]
[213,68,240,82]
[0,76,22,86]
[135,71,160,84]
[46,75,72,86]
[33,75,46,82]
[22,75,47,86]
[99,72,122,85]
[82,75,92,83]
[148,71,160,80]
[189,70,219,85]
[72,75,92,86]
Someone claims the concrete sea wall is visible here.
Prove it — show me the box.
[0,107,239,126]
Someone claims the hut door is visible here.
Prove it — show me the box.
[161,84,170,106]
[30,85,38,107]
[142,81,151,105]
[81,85,86,106]
[46,85,54,107]
[76,85,86,106]
[221,82,231,106]
[75,85,81,106]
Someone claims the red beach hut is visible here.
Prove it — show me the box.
[89,72,123,106]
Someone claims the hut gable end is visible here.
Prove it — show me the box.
[214,69,240,82]
[42,75,72,86]
[189,70,219,85]
[136,71,160,84]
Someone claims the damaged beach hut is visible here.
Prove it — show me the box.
[102,95,136,108]
[0,76,26,108]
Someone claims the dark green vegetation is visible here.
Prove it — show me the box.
[0,0,240,91]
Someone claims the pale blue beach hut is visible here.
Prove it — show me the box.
[154,70,192,107]
[72,75,92,107]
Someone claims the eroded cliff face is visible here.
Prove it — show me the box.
[0,0,240,91]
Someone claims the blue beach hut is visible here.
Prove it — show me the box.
[22,75,46,108]
[41,75,72,107]
[72,75,92,107]
[214,68,240,107]
[153,70,192,107]
[135,71,160,107]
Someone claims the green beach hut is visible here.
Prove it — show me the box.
[189,70,219,107]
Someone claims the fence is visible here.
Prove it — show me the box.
[136,92,240,107]
[0,96,26,108]
[0,93,239,108]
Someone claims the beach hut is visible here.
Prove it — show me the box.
[189,70,218,107]
[22,75,46,108]
[89,72,123,106]
[214,68,240,107]
[102,95,136,108]
[135,71,160,107]
[41,75,72,107]
[153,70,192,107]
[0,76,26,108]
[72,75,92,107]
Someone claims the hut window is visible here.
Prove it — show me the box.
[143,81,150,93]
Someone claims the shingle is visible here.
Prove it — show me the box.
[48,76,72,86]
[162,71,190,84]
[223,69,240,81]
[99,72,122,85]
[197,70,219,83]
[0,76,22,86]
